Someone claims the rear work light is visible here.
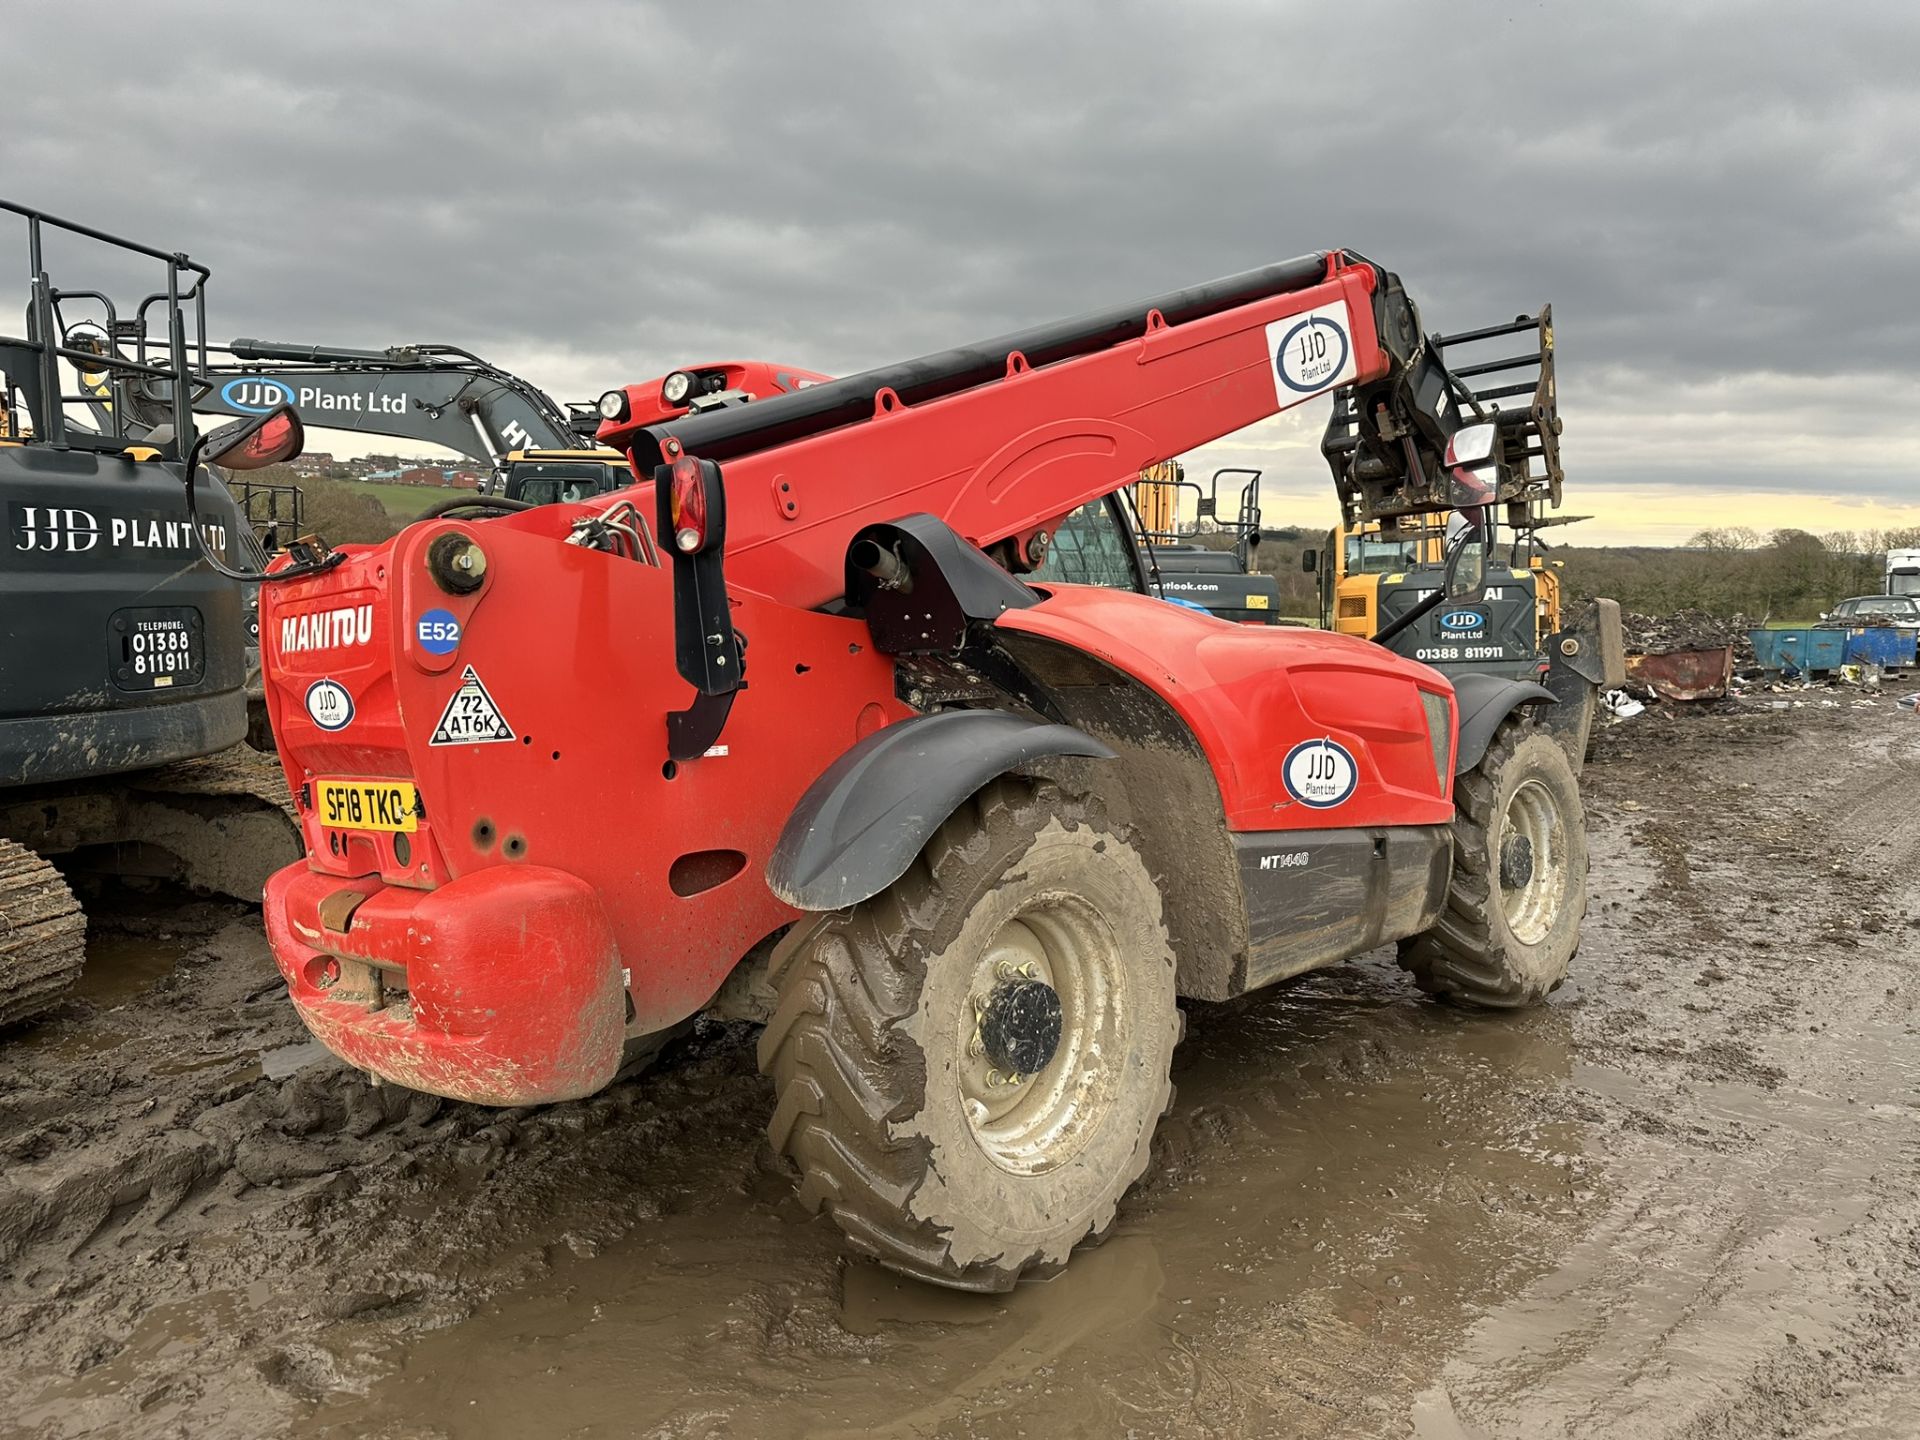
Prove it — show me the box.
[669,454,708,553]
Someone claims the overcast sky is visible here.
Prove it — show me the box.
[6,0,1917,544]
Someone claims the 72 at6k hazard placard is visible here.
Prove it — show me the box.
[429,665,516,746]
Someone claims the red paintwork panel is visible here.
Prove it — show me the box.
[999,586,1456,831]
[261,512,911,1094]
[265,861,625,1105]
[605,360,836,432]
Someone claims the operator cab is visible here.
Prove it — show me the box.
[499,449,631,505]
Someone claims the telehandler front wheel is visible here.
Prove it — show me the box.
[1399,715,1587,1008]
[758,777,1179,1292]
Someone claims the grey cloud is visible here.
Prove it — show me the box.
[4,0,1917,493]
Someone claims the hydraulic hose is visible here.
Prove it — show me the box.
[413,495,533,521]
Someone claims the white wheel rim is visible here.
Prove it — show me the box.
[1501,777,1569,946]
[956,892,1129,1177]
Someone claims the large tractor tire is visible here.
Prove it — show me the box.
[759,777,1180,1292]
[0,839,87,1030]
[1399,715,1587,1008]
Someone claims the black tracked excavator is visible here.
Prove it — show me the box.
[0,200,303,1029]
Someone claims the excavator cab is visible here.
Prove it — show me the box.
[498,449,630,505]
[1121,464,1283,623]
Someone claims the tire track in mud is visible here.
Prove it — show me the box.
[0,908,786,1439]
[1422,702,1920,1438]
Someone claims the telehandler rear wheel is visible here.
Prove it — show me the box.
[758,777,1180,1292]
[1398,714,1586,1008]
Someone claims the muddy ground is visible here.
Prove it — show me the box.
[3,695,1918,1439]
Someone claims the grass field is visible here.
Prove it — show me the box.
[334,479,453,518]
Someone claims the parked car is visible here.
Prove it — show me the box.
[1820,595,1920,667]
[1822,595,1920,630]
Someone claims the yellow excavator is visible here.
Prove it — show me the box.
[1302,305,1622,765]
[1315,510,1580,658]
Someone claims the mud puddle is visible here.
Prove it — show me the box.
[273,970,1598,1440]
[6,701,1920,1439]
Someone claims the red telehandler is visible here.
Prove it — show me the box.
[254,250,1587,1290]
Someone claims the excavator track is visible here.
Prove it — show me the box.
[120,746,303,899]
[0,745,301,906]
[0,838,87,1030]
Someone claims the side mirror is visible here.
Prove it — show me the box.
[1301,548,1318,574]
[202,403,304,471]
[1444,421,1498,508]
[1446,422,1496,468]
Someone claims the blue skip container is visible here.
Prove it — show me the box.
[1837,626,1916,668]
[1749,628,1847,674]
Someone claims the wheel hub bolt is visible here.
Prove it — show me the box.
[1501,833,1535,890]
[978,976,1063,1078]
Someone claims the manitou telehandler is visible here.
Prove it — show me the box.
[0,200,304,1027]
[255,250,1590,1291]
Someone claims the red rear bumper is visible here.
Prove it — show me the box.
[264,862,626,1105]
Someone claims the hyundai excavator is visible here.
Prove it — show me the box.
[190,345,831,503]
[254,249,1593,1292]
[0,200,304,1029]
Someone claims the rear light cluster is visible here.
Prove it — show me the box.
[669,454,708,553]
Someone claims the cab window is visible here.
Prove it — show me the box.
[504,461,621,506]
[1344,532,1423,575]
[1032,498,1140,592]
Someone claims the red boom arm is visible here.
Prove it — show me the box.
[605,254,1399,609]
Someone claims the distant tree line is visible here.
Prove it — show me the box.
[230,464,402,548]
[1555,527,1920,620]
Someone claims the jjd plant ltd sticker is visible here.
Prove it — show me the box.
[1265,301,1359,400]
[1283,737,1358,808]
[304,679,355,732]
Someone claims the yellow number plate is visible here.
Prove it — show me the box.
[316,779,418,833]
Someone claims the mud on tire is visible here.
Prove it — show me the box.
[1399,715,1587,1008]
[757,776,1180,1292]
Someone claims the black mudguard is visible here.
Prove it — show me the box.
[766,709,1114,911]
[1451,673,1556,775]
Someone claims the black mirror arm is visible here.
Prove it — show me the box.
[180,433,343,585]
[1371,585,1446,648]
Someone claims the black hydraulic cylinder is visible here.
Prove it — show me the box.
[636,251,1344,465]
[230,337,401,365]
